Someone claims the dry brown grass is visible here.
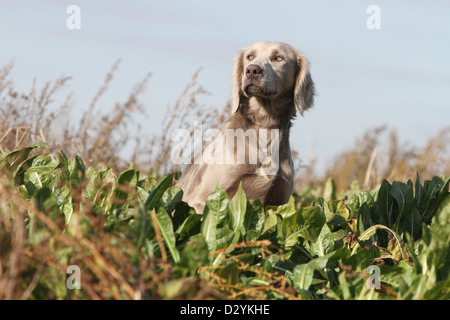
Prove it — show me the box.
[0,61,228,176]
[0,173,224,299]
[293,125,450,193]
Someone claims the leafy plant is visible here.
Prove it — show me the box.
[0,144,449,299]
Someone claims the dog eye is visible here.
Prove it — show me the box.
[247,55,254,60]
[274,56,284,62]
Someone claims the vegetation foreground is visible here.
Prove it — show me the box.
[0,143,449,300]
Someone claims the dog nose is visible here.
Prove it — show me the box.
[246,64,263,80]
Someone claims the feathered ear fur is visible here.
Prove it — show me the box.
[230,51,244,114]
[294,53,315,116]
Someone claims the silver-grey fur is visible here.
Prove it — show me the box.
[176,41,315,213]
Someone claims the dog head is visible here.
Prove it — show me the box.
[231,41,315,116]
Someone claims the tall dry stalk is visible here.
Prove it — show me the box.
[304,126,450,193]
[136,68,229,175]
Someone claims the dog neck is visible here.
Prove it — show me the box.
[240,95,294,132]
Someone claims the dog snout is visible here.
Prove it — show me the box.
[245,64,263,80]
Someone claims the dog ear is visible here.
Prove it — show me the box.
[231,51,244,114]
[294,53,315,116]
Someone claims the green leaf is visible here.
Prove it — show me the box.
[175,213,202,241]
[32,186,61,223]
[436,193,450,224]
[298,206,326,242]
[376,179,392,218]
[68,155,86,188]
[229,182,247,246]
[356,202,372,236]
[323,177,337,200]
[129,205,154,248]
[178,235,209,276]
[144,174,172,210]
[159,186,183,213]
[215,227,234,251]
[293,264,314,291]
[353,224,408,261]
[420,176,449,224]
[324,200,349,228]
[201,209,217,253]
[390,181,414,232]
[243,199,265,241]
[201,186,229,252]
[262,210,277,235]
[310,223,334,257]
[389,181,423,239]
[0,143,47,176]
[270,196,296,218]
[373,179,393,246]
[276,214,285,247]
[206,186,230,225]
[156,208,180,263]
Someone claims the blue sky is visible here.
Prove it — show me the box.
[1,1,449,173]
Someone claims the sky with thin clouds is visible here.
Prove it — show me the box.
[1,0,449,173]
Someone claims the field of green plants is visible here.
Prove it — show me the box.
[0,143,448,300]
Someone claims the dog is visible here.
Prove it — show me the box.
[176,41,315,213]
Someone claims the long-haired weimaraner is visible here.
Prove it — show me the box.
[176,41,315,213]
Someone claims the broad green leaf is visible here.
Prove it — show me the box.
[270,196,296,218]
[298,206,326,242]
[13,155,39,185]
[262,210,277,235]
[215,227,234,251]
[308,247,350,271]
[310,223,334,257]
[144,174,172,210]
[293,264,314,291]
[389,181,423,239]
[178,235,209,276]
[343,247,380,271]
[129,205,154,247]
[276,214,285,247]
[159,186,183,213]
[325,200,349,228]
[201,186,229,252]
[229,183,247,246]
[0,143,47,176]
[436,193,450,224]
[390,181,414,232]
[353,224,408,261]
[323,177,337,200]
[375,179,392,226]
[421,176,450,224]
[206,186,230,225]
[32,186,61,224]
[156,208,180,263]
[175,213,202,241]
[373,179,393,246]
[26,155,58,188]
[356,202,372,236]
[201,209,217,253]
[243,199,265,241]
[70,155,86,188]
